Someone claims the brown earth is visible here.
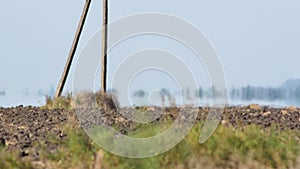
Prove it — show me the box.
[0,104,299,159]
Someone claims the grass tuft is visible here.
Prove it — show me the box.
[42,94,73,110]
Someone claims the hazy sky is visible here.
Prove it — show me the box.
[1,0,300,106]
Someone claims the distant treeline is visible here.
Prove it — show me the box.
[195,79,300,105]
[228,79,300,105]
[132,79,300,106]
[228,85,300,102]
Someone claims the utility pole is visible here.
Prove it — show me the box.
[55,0,91,98]
[101,0,108,93]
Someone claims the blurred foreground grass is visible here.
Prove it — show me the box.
[0,121,299,169]
[100,123,300,169]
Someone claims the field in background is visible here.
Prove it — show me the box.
[0,95,299,169]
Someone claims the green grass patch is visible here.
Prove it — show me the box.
[101,123,300,169]
[37,126,97,169]
[0,149,34,169]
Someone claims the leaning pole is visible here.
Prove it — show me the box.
[55,0,91,98]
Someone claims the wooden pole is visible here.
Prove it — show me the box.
[101,0,108,93]
[55,0,91,98]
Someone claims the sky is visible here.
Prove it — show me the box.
[1,0,300,106]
